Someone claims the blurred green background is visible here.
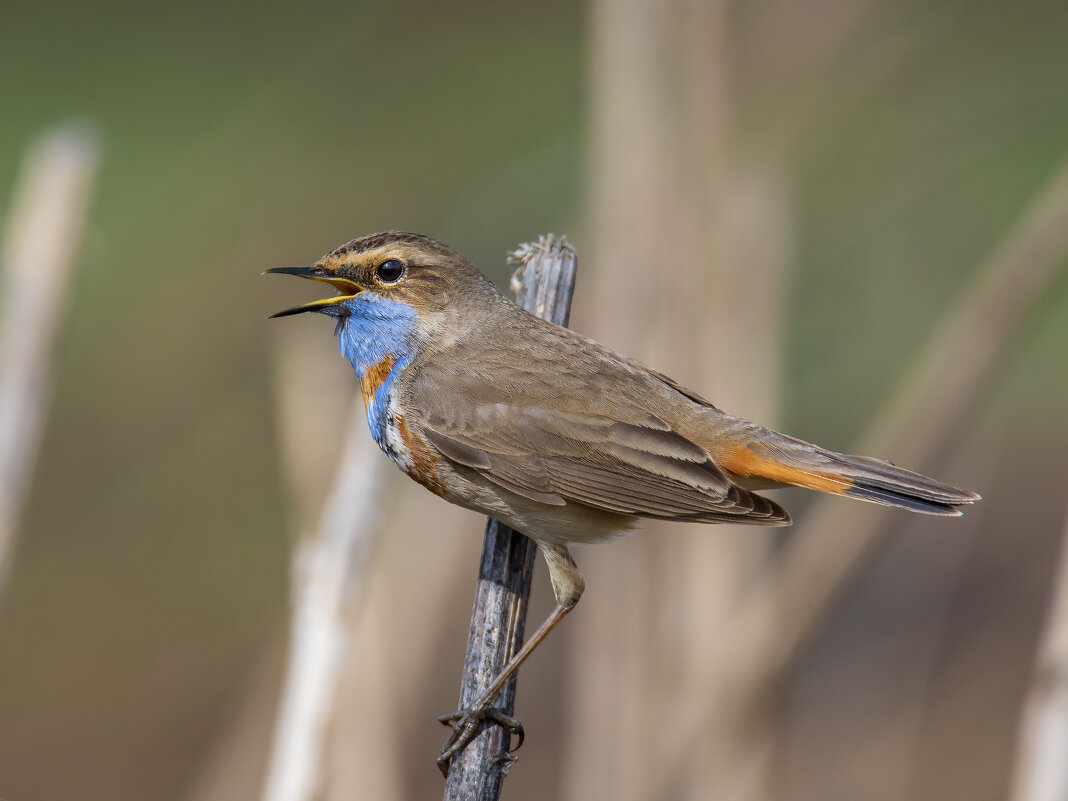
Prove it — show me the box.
[1,1,1066,800]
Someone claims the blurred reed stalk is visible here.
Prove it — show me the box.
[260,338,391,801]
[566,1,787,799]
[1010,507,1068,801]
[0,124,99,595]
[676,6,791,800]
[187,330,400,801]
[442,235,578,801]
[656,146,1068,790]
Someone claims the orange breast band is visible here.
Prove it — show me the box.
[360,354,396,408]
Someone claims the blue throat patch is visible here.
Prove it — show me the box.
[333,294,419,447]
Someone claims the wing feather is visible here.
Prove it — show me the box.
[422,402,788,524]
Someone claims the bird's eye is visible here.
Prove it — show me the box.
[375,259,405,283]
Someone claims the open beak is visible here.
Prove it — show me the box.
[264,266,363,318]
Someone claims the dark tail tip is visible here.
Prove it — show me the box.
[843,481,974,516]
[832,453,980,516]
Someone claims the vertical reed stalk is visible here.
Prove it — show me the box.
[0,125,99,595]
[1011,507,1068,801]
[442,235,578,801]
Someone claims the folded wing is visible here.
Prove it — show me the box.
[421,402,789,526]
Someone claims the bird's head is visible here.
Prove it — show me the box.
[266,231,496,322]
[267,232,503,376]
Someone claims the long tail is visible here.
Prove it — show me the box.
[711,430,980,517]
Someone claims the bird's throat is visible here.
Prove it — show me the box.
[336,294,420,449]
[336,295,419,374]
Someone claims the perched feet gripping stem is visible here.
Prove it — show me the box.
[435,600,575,774]
[436,545,583,775]
[437,707,524,776]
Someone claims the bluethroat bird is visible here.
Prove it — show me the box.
[267,231,979,767]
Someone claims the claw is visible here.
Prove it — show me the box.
[436,707,525,776]
[484,709,524,751]
[438,712,462,727]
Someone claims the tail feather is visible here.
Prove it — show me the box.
[842,481,963,516]
[713,435,980,517]
[828,451,979,515]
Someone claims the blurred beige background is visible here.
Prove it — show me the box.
[1,1,1066,800]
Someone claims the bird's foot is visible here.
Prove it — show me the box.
[436,707,525,776]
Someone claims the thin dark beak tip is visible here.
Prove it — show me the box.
[268,305,309,319]
[264,265,317,277]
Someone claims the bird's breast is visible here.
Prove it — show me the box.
[359,355,448,497]
[392,412,448,496]
[360,353,408,458]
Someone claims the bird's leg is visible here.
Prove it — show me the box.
[437,602,572,770]
[437,543,584,775]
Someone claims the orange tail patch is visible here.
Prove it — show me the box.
[714,441,850,494]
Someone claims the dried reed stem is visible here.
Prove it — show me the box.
[441,235,577,801]
[261,397,390,801]
[0,125,99,594]
[1010,507,1068,801]
[566,3,700,797]
[569,2,790,798]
